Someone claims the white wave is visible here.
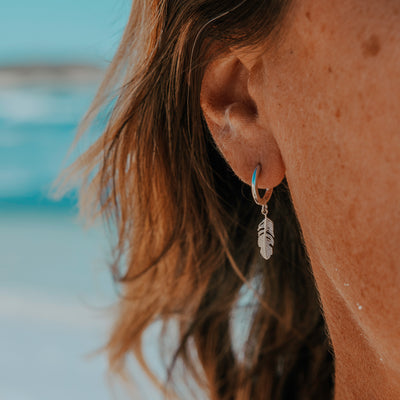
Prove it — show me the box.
[0,89,51,122]
[0,86,94,125]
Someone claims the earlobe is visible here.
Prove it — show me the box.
[200,51,286,189]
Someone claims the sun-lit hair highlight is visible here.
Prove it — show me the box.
[58,0,334,399]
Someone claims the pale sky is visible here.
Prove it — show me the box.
[0,0,130,65]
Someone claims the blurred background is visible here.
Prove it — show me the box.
[0,1,164,399]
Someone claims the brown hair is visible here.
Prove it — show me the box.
[63,0,334,398]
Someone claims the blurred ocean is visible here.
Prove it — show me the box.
[0,0,130,65]
[0,1,164,399]
[0,74,128,400]
[0,75,99,208]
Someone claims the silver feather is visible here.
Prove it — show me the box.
[257,216,274,260]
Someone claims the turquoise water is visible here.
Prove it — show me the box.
[0,81,127,398]
[0,1,163,399]
[0,0,130,65]
[0,83,95,208]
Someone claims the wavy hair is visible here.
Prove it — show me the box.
[62,0,334,398]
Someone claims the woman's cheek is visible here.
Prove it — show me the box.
[257,0,400,368]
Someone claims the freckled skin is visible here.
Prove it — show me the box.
[250,1,400,398]
[362,34,381,57]
[201,0,400,398]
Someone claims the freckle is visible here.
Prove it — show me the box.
[361,34,381,58]
[335,108,341,119]
[327,66,332,73]
[320,24,326,33]
[305,11,311,21]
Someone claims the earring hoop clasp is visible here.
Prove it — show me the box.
[251,164,272,206]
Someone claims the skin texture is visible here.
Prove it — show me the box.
[201,0,400,398]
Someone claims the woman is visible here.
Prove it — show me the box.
[66,0,400,398]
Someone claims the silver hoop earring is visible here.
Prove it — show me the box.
[251,164,274,260]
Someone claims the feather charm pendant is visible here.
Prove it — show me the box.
[257,206,274,260]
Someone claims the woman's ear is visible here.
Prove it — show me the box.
[200,51,285,189]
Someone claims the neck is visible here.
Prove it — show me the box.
[308,250,400,400]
